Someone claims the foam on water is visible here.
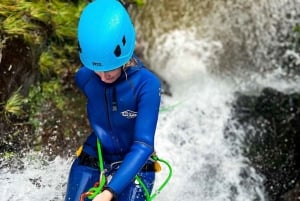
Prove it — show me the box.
[0,153,72,201]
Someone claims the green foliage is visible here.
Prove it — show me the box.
[26,79,67,131]
[28,79,66,115]
[294,25,300,33]
[0,0,86,44]
[50,0,87,40]
[0,0,85,78]
[0,151,15,159]
[132,0,146,7]
[0,0,86,128]
[1,1,46,44]
[39,42,78,77]
[1,87,25,117]
[43,80,66,110]
[39,51,56,76]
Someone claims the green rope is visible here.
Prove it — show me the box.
[87,139,106,200]
[159,101,183,113]
[86,139,173,201]
[135,155,173,201]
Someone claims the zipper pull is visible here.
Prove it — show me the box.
[112,87,117,111]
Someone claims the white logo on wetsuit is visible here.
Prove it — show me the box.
[121,110,137,119]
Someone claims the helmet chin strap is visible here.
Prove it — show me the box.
[122,58,137,80]
[123,57,137,69]
[122,57,137,80]
[122,65,128,80]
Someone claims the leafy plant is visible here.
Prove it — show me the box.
[1,87,25,118]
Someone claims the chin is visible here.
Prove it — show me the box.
[103,79,116,84]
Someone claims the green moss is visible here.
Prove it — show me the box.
[50,0,86,40]
[132,0,146,7]
[0,0,86,127]
[0,151,15,159]
[1,87,25,118]
[294,25,300,33]
[27,79,66,115]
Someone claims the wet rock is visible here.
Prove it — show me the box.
[0,37,39,155]
[0,37,39,101]
[228,87,300,201]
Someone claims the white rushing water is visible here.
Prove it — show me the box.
[149,29,266,201]
[1,0,300,200]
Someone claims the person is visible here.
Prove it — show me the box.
[64,0,161,201]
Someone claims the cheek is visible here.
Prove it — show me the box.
[94,69,121,80]
[111,71,121,77]
[95,72,102,77]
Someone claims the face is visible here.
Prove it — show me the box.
[95,68,122,84]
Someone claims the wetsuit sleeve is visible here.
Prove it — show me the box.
[106,72,161,195]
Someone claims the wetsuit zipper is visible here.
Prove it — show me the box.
[112,87,118,111]
[104,87,112,130]
[104,87,120,154]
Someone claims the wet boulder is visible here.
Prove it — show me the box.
[0,37,39,101]
[228,87,300,201]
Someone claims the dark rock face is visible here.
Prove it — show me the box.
[0,37,39,156]
[0,37,39,101]
[229,87,300,200]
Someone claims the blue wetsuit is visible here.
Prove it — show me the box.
[65,56,161,201]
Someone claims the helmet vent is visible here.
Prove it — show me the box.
[122,36,126,46]
[114,45,121,57]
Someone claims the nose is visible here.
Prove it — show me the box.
[102,72,111,78]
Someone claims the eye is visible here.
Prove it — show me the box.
[114,45,121,57]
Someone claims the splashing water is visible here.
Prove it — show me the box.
[0,153,72,201]
[149,29,265,201]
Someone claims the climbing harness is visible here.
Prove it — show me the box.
[79,139,172,201]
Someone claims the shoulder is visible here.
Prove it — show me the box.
[129,56,161,86]
[75,66,97,91]
[140,68,161,86]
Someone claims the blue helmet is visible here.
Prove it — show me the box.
[78,0,136,71]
